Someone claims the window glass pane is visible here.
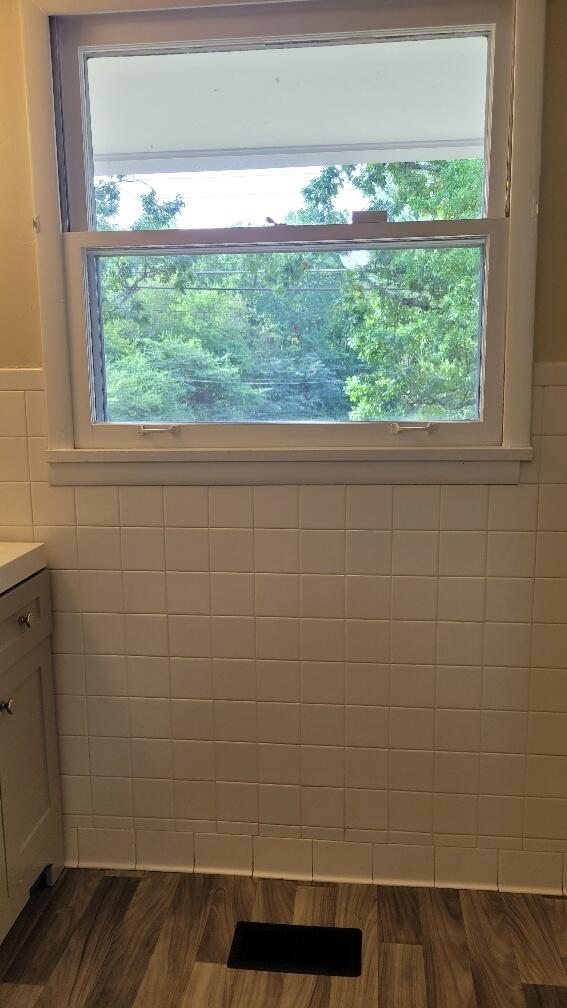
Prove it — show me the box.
[88,35,488,229]
[91,244,484,424]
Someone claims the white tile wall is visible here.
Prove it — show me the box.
[2,371,567,892]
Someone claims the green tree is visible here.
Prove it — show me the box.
[94,158,485,423]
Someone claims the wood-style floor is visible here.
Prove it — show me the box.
[0,869,565,1007]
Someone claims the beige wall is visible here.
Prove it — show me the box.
[0,0,563,367]
[0,0,41,367]
[534,0,567,361]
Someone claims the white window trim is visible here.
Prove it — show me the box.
[20,0,546,485]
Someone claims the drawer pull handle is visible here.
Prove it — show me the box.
[18,612,34,630]
[0,700,15,716]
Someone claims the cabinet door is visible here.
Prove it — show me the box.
[0,641,63,902]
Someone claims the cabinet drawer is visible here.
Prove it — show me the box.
[0,571,52,669]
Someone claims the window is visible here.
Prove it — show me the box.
[36,0,543,478]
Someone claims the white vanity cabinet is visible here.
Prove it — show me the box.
[0,554,63,942]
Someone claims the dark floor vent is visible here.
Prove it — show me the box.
[227,921,362,977]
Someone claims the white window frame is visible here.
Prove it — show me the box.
[19,0,546,485]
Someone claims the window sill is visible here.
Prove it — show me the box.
[46,445,532,485]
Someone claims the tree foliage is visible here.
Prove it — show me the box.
[94,158,485,423]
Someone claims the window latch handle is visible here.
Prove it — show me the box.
[137,425,180,435]
[391,423,433,434]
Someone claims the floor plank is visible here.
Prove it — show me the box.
[543,899,567,959]
[3,871,102,986]
[0,986,42,1008]
[419,888,477,1008]
[503,895,567,987]
[34,876,137,1008]
[331,884,378,1008]
[377,887,422,944]
[196,876,256,966]
[460,890,526,1008]
[523,987,567,1007]
[83,872,178,1008]
[133,874,216,1008]
[180,964,230,1008]
[250,878,296,925]
[277,884,336,1008]
[378,944,427,1008]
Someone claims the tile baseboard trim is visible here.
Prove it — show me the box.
[70,829,567,896]
[0,368,44,391]
[533,361,567,386]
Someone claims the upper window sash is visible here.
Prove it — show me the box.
[53,0,514,232]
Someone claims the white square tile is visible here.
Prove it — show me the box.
[87,696,129,737]
[301,530,345,574]
[485,578,533,622]
[125,614,168,657]
[391,665,436,707]
[255,574,299,617]
[393,531,438,576]
[168,615,211,658]
[300,486,345,529]
[345,663,390,706]
[301,787,344,828]
[85,655,128,696]
[436,666,482,709]
[131,738,172,778]
[25,390,47,436]
[301,746,344,787]
[488,485,538,531]
[393,486,440,530]
[170,658,212,699]
[256,618,299,661]
[345,620,390,662]
[82,612,124,655]
[300,619,344,662]
[391,621,436,665]
[439,532,486,576]
[346,530,391,575]
[213,659,256,701]
[254,486,299,529]
[119,487,163,526]
[255,529,299,573]
[345,576,390,619]
[165,528,209,571]
[50,570,81,612]
[0,483,31,524]
[127,656,170,698]
[210,573,253,616]
[487,532,536,577]
[122,570,166,614]
[121,527,165,571]
[89,737,131,777]
[437,578,484,622]
[209,487,253,528]
[300,661,344,704]
[391,577,436,621]
[0,392,27,435]
[257,660,300,702]
[390,708,434,750]
[164,486,208,527]
[167,572,210,615]
[210,529,253,572]
[440,486,488,530]
[300,575,344,619]
[80,571,123,613]
[77,527,121,569]
[75,487,120,526]
[346,486,392,530]
[171,699,214,740]
[34,526,78,569]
